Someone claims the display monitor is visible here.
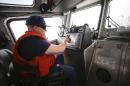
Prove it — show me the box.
[67,33,83,49]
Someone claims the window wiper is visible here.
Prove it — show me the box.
[106,6,120,28]
[106,16,120,28]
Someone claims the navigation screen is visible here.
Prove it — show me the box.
[67,33,83,49]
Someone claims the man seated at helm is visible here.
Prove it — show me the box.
[13,15,77,86]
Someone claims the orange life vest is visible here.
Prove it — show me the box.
[13,31,55,77]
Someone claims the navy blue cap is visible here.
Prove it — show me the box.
[26,15,46,30]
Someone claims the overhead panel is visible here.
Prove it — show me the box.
[77,0,100,8]
[53,0,84,12]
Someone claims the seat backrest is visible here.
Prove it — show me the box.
[0,49,13,86]
[0,49,12,69]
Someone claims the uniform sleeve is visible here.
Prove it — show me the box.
[18,36,50,60]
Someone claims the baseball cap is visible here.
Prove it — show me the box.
[26,15,46,30]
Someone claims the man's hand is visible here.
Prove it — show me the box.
[50,39,59,45]
[63,35,71,44]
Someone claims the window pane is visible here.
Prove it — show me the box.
[10,17,62,41]
[10,20,27,39]
[106,0,130,28]
[45,17,62,41]
[70,5,101,30]
[0,0,34,6]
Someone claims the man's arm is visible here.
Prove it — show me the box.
[45,36,69,54]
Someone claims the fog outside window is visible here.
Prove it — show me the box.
[70,5,101,30]
[0,0,34,6]
[106,0,130,28]
[10,17,62,41]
